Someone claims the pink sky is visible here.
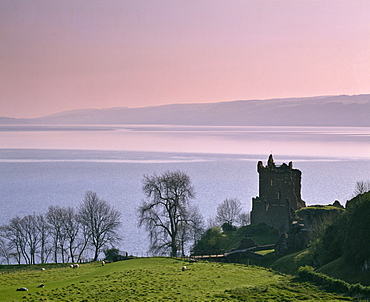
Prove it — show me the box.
[1,0,369,118]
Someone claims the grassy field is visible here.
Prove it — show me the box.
[0,258,357,301]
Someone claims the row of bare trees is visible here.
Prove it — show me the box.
[1,170,252,263]
[0,191,121,265]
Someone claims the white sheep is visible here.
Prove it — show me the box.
[182,266,187,271]
[16,287,28,291]
[102,260,105,266]
[41,268,45,271]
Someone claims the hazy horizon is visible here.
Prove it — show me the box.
[1,1,369,118]
[4,93,368,120]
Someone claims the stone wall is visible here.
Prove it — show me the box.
[251,154,306,234]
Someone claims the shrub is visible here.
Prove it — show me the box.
[297,265,315,280]
[221,222,236,232]
[311,192,370,268]
[298,266,370,299]
[191,227,226,255]
[343,192,370,265]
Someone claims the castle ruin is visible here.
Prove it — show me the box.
[251,154,306,234]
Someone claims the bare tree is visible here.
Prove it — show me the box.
[76,220,91,263]
[138,170,196,257]
[0,235,11,264]
[206,217,218,229]
[36,214,50,264]
[215,198,243,228]
[1,216,28,264]
[47,206,68,263]
[187,206,205,244]
[22,214,41,264]
[354,180,370,196]
[1,215,44,264]
[78,191,121,261]
[237,212,250,226]
[178,206,205,256]
[62,207,80,263]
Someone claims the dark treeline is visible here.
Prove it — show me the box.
[0,191,121,265]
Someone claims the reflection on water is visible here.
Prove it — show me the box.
[0,125,369,159]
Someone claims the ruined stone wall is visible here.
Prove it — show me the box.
[251,197,291,234]
[251,155,306,234]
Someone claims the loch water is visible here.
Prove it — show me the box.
[0,125,369,257]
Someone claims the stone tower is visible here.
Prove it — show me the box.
[251,154,306,234]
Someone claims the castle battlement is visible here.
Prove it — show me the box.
[251,154,306,234]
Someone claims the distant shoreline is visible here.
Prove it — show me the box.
[1,94,369,127]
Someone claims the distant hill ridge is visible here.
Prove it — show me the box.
[1,94,369,126]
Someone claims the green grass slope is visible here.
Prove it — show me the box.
[269,249,314,276]
[193,223,279,256]
[0,258,356,301]
[269,247,370,286]
[317,257,370,286]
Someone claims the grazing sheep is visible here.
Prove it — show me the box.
[16,287,28,291]
[41,268,45,271]
[182,266,187,271]
[102,260,105,266]
[37,283,45,288]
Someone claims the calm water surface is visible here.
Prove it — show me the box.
[0,125,369,257]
